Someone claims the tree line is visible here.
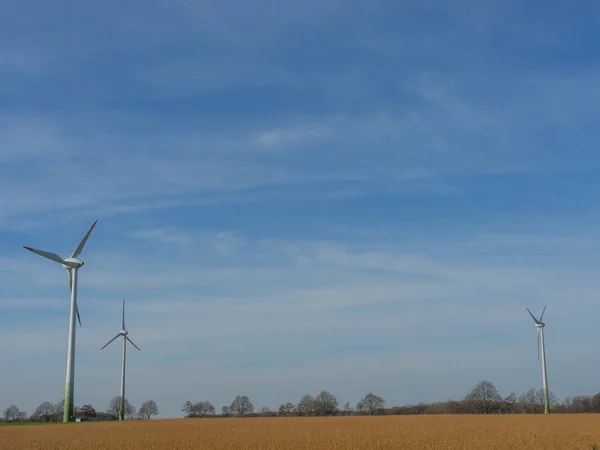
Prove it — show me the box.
[2,396,159,423]
[182,383,600,418]
[5,380,600,423]
[180,391,384,418]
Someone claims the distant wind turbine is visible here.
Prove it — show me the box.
[23,220,98,422]
[101,298,141,421]
[526,305,550,414]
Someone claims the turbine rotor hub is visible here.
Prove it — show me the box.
[120,329,128,336]
[536,322,544,328]
[63,257,84,269]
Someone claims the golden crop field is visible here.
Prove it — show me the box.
[2,415,600,450]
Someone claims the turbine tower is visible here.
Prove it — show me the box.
[101,298,141,421]
[23,220,98,422]
[526,305,550,414]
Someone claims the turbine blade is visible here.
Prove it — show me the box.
[122,298,126,330]
[71,220,98,258]
[23,246,66,265]
[126,336,141,351]
[538,328,540,361]
[539,305,547,322]
[100,333,121,350]
[75,298,82,327]
[526,308,539,324]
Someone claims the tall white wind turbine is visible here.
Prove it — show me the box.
[526,305,550,414]
[101,298,141,421]
[23,220,98,422]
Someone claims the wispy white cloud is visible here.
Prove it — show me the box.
[4,58,599,222]
[129,227,194,248]
[254,122,333,149]
[0,114,437,221]
[0,116,76,161]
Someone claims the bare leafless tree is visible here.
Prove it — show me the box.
[3,405,23,422]
[463,380,502,414]
[517,388,537,413]
[206,402,216,415]
[314,391,338,416]
[79,404,97,418]
[107,396,135,419]
[516,388,558,413]
[296,395,315,416]
[230,395,254,417]
[278,402,295,416]
[54,400,64,418]
[534,388,557,412]
[191,401,215,417]
[32,402,56,422]
[356,392,385,415]
[139,400,159,419]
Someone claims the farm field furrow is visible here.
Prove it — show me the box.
[2,415,600,450]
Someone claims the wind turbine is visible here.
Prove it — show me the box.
[526,305,550,414]
[23,220,98,422]
[101,298,141,421]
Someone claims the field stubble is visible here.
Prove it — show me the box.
[1,415,600,449]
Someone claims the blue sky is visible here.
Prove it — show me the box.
[2,0,600,418]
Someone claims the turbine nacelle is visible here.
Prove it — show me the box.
[63,258,84,269]
[535,322,545,328]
